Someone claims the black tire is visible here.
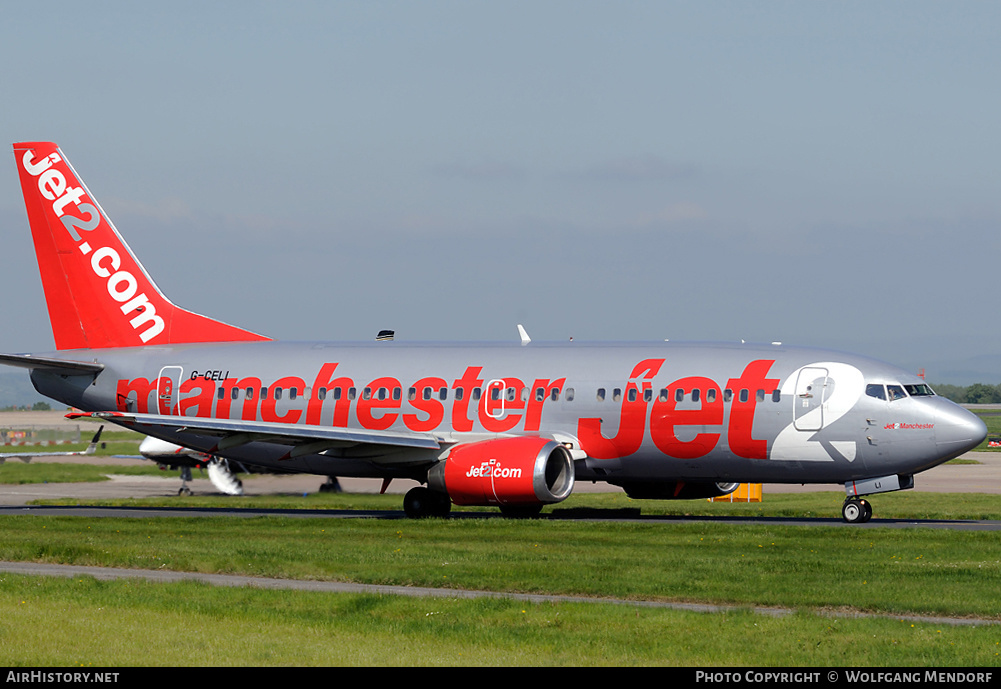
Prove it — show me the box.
[430,490,452,518]
[404,487,452,518]
[842,499,863,523]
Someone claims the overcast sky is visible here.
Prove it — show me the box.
[1,2,999,383]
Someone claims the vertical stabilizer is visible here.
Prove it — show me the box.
[13,142,270,350]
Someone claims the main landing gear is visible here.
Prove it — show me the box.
[403,487,452,518]
[178,466,193,496]
[841,497,872,524]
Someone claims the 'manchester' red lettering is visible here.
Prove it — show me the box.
[115,359,779,460]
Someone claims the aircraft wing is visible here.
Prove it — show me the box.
[0,426,104,464]
[66,411,443,463]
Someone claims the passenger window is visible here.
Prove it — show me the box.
[408,387,416,401]
[628,389,637,402]
[692,389,700,402]
[231,387,239,400]
[439,388,447,401]
[675,388,684,403]
[565,388,575,402]
[723,389,733,402]
[319,388,327,400]
[362,387,371,400]
[551,388,560,402]
[707,389,717,403]
[659,388,669,402]
[393,387,401,401]
[771,389,781,403]
[596,388,605,402]
[643,389,652,402]
[455,387,464,401]
[739,389,748,403]
[756,389,765,402]
[274,388,283,400]
[613,388,622,402]
[536,387,545,402]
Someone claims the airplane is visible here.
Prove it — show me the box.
[131,435,334,497]
[127,435,245,496]
[1,141,987,522]
[0,425,104,463]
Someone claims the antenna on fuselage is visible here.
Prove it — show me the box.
[376,330,395,341]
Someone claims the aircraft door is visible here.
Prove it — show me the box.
[793,367,828,432]
[485,379,507,419]
[157,366,183,416]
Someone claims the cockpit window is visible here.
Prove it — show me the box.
[887,384,907,401]
[905,383,935,397]
[865,383,886,400]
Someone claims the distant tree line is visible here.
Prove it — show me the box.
[931,383,1001,404]
[0,402,52,412]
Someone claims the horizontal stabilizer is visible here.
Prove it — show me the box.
[0,352,104,375]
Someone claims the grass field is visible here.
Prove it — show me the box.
[1,421,999,666]
[2,573,996,666]
[0,499,999,666]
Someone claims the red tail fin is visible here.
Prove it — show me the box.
[13,142,270,350]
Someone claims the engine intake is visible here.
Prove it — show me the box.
[428,436,575,507]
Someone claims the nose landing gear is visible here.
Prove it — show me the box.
[842,497,872,523]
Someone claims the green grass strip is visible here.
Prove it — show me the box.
[0,515,998,620]
[0,573,997,666]
[31,488,1001,521]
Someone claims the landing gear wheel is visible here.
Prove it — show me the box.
[842,498,871,524]
[403,487,452,518]
[319,477,342,493]
[859,499,872,523]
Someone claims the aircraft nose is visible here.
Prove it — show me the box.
[935,403,988,458]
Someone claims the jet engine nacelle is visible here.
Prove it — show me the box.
[428,436,575,507]
[139,436,203,462]
[612,480,740,500]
